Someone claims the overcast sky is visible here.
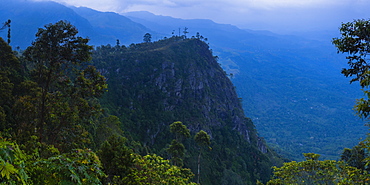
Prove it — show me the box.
[33,0,370,34]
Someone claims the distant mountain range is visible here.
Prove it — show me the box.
[0,0,154,48]
[0,0,366,160]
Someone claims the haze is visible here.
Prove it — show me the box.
[31,0,370,34]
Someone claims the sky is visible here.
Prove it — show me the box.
[33,0,370,34]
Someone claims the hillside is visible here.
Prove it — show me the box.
[124,11,367,160]
[2,20,273,184]
[0,0,367,160]
[0,0,154,48]
[92,37,282,184]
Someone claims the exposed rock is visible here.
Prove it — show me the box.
[93,38,280,184]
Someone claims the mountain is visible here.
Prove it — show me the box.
[124,11,367,160]
[91,37,281,184]
[1,1,282,183]
[70,7,164,46]
[1,0,366,161]
[0,0,153,48]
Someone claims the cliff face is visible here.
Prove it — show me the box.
[153,39,252,139]
[93,37,280,184]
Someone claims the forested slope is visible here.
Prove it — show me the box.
[125,11,367,160]
[0,20,282,184]
[92,36,283,184]
[1,0,366,161]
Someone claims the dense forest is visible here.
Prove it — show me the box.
[123,11,367,161]
[3,16,370,184]
[0,20,283,184]
[1,0,366,161]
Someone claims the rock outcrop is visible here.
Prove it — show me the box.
[93,37,281,184]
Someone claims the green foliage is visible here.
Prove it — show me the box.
[0,21,285,184]
[266,153,369,185]
[333,19,370,119]
[194,130,211,148]
[0,37,22,131]
[167,139,185,166]
[263,19,370,185]
[194,130,211,184]
[18,20,107,151]
[123,154,196,185]
[33,148,105,185]
[332,19,370,86]
[98,135,134,184]
[170,121,190,141]
[0,138,107,185]
[167,121,190,166]
[0,21,124,185]
[93,115,124,148]
[341,145,368,171]
[91,37,278,184]
[0,139,29,184]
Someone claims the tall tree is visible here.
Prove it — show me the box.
[21,20,107,151]
[143,33,152,43]
[333,19,370,118]
[183,27,189,38]
[167,121,190,166]
[341,145,368,171]
[170,121,190,141]
[194,130,211,184]
[98,135,134,184]
[0,37,22,131]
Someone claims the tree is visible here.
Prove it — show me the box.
[167,139,185,166]
[194,130,211,184]
[269,19,370,185]
[332,19,370,87]
[341,145,368,171]
[21,20,107,151]
[333,19,370,118]
[170,121,190,141]
[196,32,200,39]
[183,27,189,38]
[265,153,369,184]
[1,19,11,44]
[123,154,196,185]
[116,39,120,47]
[167,121,190,166]
[0,139,29,184]
[0,37,22,131]
[0,137,107,185]
[143,33,152,43]
[93,115,124,148]
[33,148,105,185]
[98,135,134,184]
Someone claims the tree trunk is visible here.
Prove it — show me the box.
[197,151,201,184]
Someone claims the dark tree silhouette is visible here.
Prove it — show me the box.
[143,33,152,43]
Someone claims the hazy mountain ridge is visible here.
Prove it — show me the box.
[70,7,162,46]
[0,0,153,48]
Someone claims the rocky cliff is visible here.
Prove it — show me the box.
[93,37,281,184]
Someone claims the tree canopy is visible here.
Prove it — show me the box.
[20,20,107,150]
[0,20,199,184]
[332,19,370,118]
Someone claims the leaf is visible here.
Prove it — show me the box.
[0,162,18,180]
